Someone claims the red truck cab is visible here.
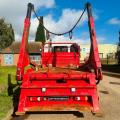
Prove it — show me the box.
[42,42,80,67]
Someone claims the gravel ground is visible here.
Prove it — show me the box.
[10,75,120,120]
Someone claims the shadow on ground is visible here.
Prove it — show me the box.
[10,111,84,120]
[27,111,84,118]
[109,82,120,85]
[7,74,20,116]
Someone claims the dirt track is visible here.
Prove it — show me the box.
[10,75,120,120]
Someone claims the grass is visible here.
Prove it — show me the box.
[0,66,16,84]
[0,90,13,119]
[0,66,16,119]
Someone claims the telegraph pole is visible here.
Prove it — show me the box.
[119,31,120,46]
[117,30,120,64]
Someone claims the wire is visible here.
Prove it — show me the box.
[32,6,86,36]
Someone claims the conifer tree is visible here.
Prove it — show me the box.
[35,16,45,43]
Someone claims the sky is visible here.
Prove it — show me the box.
[0,0,120,44]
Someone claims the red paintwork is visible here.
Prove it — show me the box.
[16,18,30,81]
[42,52,79,67]
[42,42,80,67]
[87,16,102,80]
[17,71,100,113]
[16,3,102,115]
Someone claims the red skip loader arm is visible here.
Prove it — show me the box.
[85,3,103,81]
[16,2,102,82]
[16,3,34,81]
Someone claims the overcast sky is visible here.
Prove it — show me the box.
[0,0,120,44]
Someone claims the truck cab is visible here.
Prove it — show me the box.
[42,43,80,67]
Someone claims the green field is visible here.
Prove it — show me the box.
[0,66,16,119]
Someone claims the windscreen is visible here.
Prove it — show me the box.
[53,46,68,52]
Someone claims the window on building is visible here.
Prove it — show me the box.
[4,54,13,65]
[82,48,86,52]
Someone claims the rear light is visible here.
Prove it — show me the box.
[71,88,76,92]
[74,96,81,101]
[43,97,47,100]
[29,97,41,102]
[85,96,88,101]
[74,96,88,101]
[37,97,41,101]
[76,97,81,101]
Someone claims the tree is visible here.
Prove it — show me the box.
[35,16,46,43]
[0,18,15,50]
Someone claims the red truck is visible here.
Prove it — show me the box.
[16,2,102,115]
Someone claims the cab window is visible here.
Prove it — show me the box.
[53,46,68,52]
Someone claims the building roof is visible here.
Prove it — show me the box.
[0,42,42,54]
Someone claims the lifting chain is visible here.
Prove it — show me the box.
[32,6,86,37]
[69,31,73,39]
